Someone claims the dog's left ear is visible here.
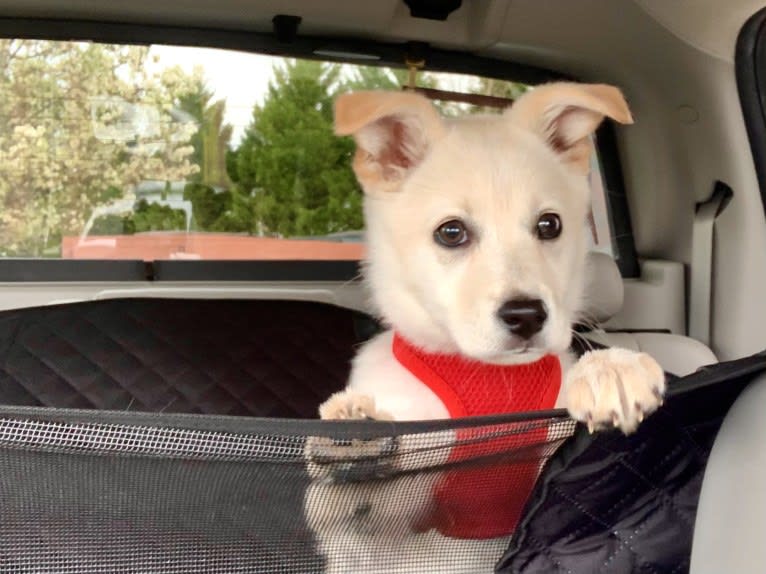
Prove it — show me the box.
[334,90,445,194]
[505,82,633,175]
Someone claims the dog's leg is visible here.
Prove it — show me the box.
[304,393,431,573]
[563,348,666,434]
[305,392,399,482]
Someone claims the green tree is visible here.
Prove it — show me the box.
[0,40,200,256]
[228,59,363,237]
[479,77,530,100]
[175,78,251,233]
[89,199,188,235]
[178,79,233,188]
[226,61,451,238]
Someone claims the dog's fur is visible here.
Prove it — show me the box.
[305,83,666,573]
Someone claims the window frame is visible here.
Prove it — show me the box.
[0,17,639,281]
[736,6,766,219]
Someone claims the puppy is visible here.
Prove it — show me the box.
[305,83,666,574]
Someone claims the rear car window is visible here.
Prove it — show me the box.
[0,40,615,262]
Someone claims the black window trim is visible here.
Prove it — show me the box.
[736,6,766,218]
[595,121,640,278]
[0,16,640,282]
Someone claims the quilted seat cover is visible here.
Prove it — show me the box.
[0,298,370,416]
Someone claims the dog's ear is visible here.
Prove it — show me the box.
[505,82,633,174]
[334,91,445,194]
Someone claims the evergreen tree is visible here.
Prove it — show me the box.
[227,60,362,237]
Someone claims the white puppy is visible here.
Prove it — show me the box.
[305,83,666,574]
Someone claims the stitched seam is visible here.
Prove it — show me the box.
[15,335,100,409]
[59,315,177,411]
[94,311,243,415]
[612,446,696,529]
[523,533,570,574]
[125,303,349,415]
[550,484,612,529]
[553,437,694,550]
[598,519,658,574]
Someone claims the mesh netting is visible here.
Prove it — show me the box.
[0,409,576,573]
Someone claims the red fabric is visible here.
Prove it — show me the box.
[392,333,561,539]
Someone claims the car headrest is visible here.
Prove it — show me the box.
[580,251,624,324]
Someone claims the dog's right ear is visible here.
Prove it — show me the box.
[335,91,445,194]
[505,82,633,175]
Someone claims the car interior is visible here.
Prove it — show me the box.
[0,0,765,572]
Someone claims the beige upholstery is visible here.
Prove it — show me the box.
[690,373,766,574]
[581,252,625,323]
[584,331,717,376]
[583,252,717,376]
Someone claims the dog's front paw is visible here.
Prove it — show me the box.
[564,348,666,434]
[306,392,398,482]
[318,392,391,422]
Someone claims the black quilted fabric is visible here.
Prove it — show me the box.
[497,350,766,574]
[0,298,373,417]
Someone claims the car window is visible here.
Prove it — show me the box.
[0,39,614,262]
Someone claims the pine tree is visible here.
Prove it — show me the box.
[227,59,362,237]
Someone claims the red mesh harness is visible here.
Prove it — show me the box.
[392,333,562,539]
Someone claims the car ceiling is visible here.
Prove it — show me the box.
[0,0,761,64]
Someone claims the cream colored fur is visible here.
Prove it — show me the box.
[305,83,665,574]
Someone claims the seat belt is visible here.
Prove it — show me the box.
[688,181,732,346]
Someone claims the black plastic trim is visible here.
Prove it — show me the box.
[0,260,146,282]
[736,6,766,217]
[0,17,561,86]
[604,328,672,334]
[595,121,640,278]
[0,259,363,282]
[404,0,462,21]
[153,260,362,282]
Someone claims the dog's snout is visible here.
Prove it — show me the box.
[497,298,547,340]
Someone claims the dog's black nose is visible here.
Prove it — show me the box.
[497,298,547,340]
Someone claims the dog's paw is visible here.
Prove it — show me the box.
[306,392,398,482]
[318,392,391,421]
[564,348,666,434]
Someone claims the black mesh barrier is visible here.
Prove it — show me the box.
[0,350,763,573]
[0,407,574,573]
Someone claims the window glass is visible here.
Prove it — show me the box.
[0,40,612,261]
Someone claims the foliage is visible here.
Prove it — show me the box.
[90,199,188,235]
[182,182,255,233]
[178,79,233,188]
[0,40,199,256]
[223,61,452,238]
[226,59,363,237]
[90,199,186,235]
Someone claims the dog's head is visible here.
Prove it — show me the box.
[336,83,632,363]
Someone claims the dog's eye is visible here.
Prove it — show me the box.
[536,213,562,240]
[434,219,469,247]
